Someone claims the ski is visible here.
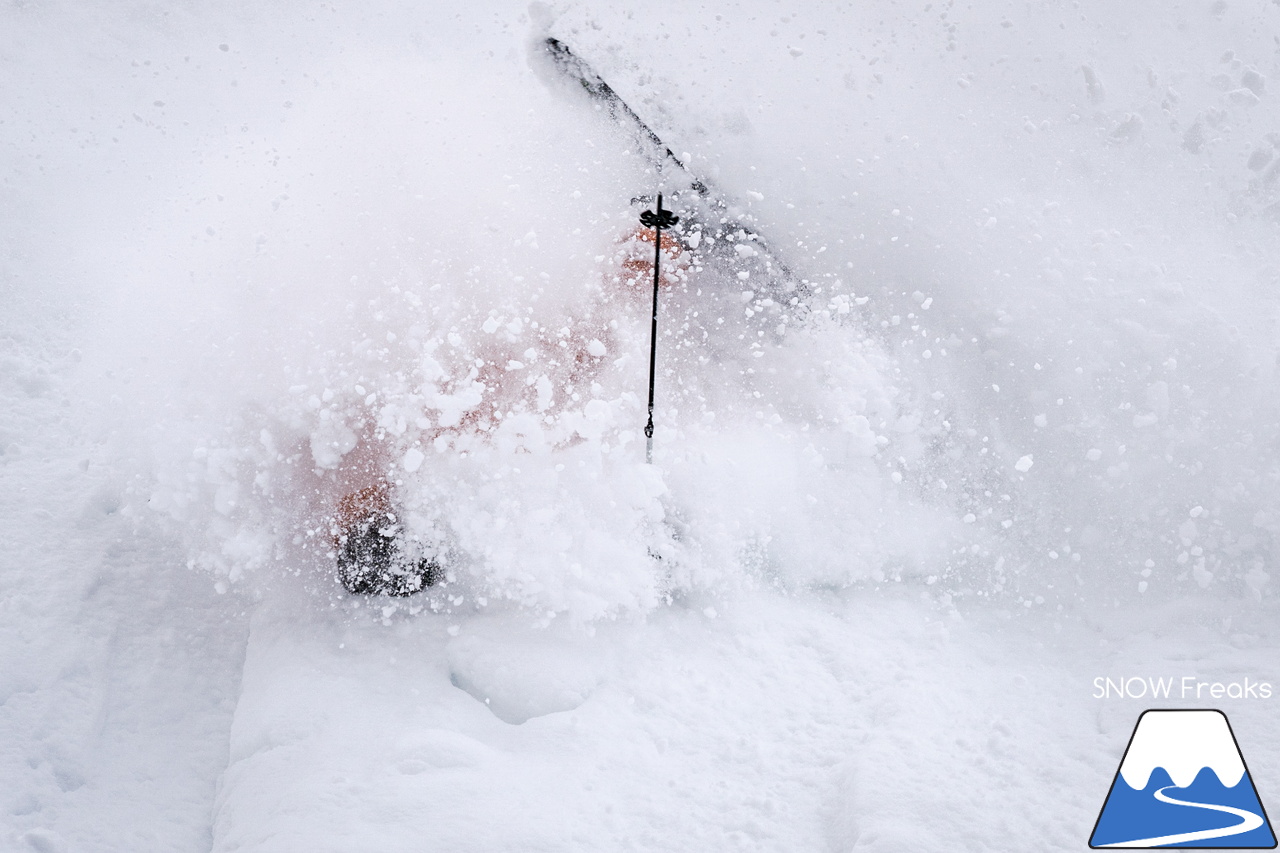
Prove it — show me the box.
[545,36,709,198]
[543,36,808,309]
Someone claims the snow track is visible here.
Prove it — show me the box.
[204,588,1090,851]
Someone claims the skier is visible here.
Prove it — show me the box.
[328,39,799,596]
[331,223,687,596]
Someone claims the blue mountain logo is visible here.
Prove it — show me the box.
[1091,709,1276,848]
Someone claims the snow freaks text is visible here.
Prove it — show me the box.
[1093,677,1274,701]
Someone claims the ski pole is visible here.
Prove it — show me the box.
[640,193,678,464]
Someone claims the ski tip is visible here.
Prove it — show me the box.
[543,36,583,73]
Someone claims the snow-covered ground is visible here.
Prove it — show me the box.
[3,1,1279,850]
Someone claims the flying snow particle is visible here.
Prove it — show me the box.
[403,448,425,473]
[1193,562,1214,588]
[1014,455,1034,472]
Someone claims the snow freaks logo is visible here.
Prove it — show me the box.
[1089,710,1276,848]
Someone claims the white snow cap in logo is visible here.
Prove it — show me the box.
[1119,710,1246,790]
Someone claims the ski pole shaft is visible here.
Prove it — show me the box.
[644,193,663,464]
[639,193,678,464]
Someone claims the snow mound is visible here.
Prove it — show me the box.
[446,619,608,724]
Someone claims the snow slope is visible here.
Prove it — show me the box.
[2,0,1279,850]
